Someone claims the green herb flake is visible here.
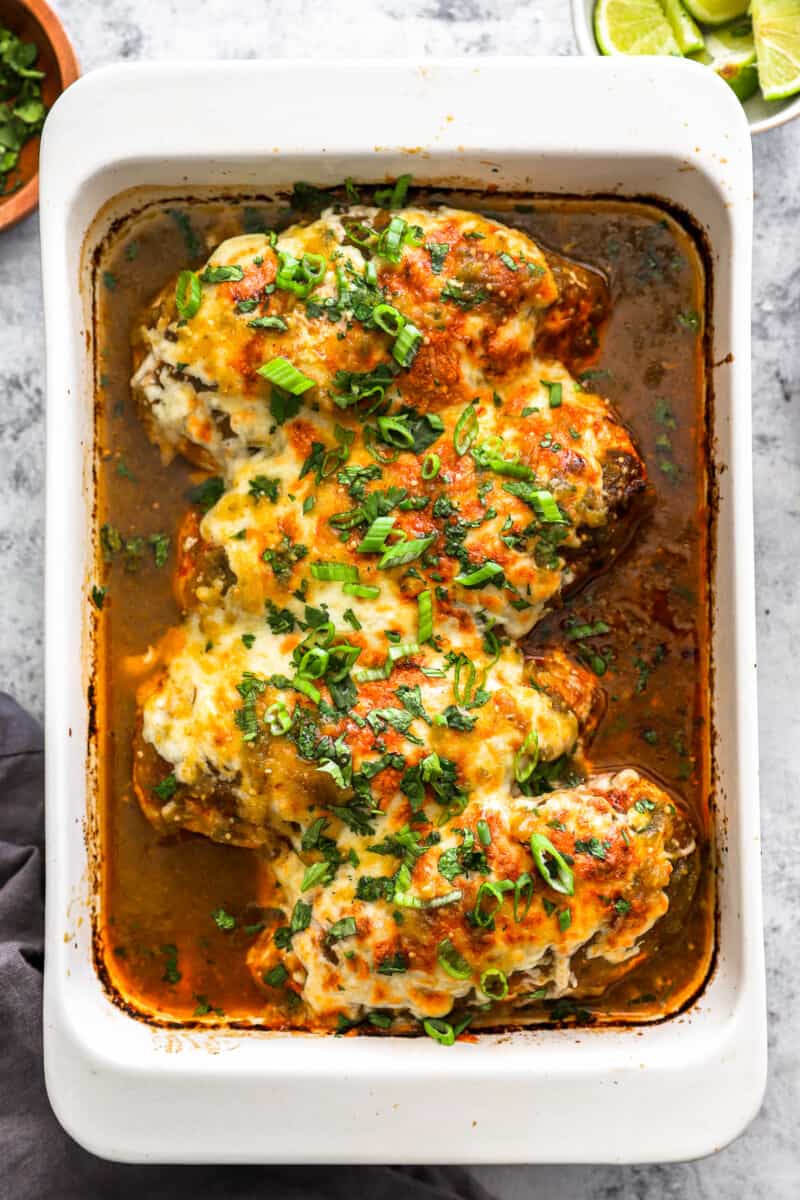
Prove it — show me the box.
[148,532,170,567]
[263,963,289,987]
[153,773,177,802]
[168,208,202,258]
[188,475,225,512]
[248,475,281,503]
[425,242,450,274]
[160,943,181,984]
[212,908,236,931]
[376,952,408,975]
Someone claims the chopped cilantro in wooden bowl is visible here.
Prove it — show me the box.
[0,0,79,232]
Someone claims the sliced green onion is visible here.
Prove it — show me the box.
[475,434,504,459]
[513,872,533,923]
[248,315,289,331]
[257,356,315,395]
[388,641,422,663]
[364,259,378,287]
[485,456,534,480]
[329,507,367,531]
[425,889,463,910]
[542,380,562,408]
[301,252,327,283]
[454,561,504,589]
[514,729,539,783]
[476,819,492,847]
[373,303,406,336]
[454,657,476,706]
[266,701,292,735]
[530,832,575,896]
[310,561,359,583]
[377,216,408,263]
[472,879,513,928]
[379,536,434,570]
[293,675,321,704]
[342,582,381,599]
[357,515,396,553]
[393,321,423,368]
[422,1018,455,1046]
[298,646,329,679]
[175,270,202,319]
[421,452,441,480]
[530,489,566,524]
[364,424,400,464]
[326,643,362,681]
[454,403,479,456]
[479,968,509,1001]
[377,415,415,449]
[344,221,378,250]
[391,876,456,910]
[437,937,472,980]
[200,264,244,284]
[417,590,433,643]
[274,250,327,298]
[376,174,412,210]
[275,251,304,293]
[303,621,336,650]
[352,661,391,684]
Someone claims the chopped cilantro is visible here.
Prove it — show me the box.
[212,908,236,931]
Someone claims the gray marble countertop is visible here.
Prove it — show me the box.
[1,0,797,1193]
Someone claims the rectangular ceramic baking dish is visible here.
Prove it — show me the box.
[40,57,765,1165]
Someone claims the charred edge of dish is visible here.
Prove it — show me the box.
[85,236,107,934]
[86,186,718,1032]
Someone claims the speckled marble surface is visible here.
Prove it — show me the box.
[1,0,798,1192]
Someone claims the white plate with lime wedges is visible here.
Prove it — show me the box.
[571,0,800,132]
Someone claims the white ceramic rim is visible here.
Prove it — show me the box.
[39,57,765,1165]
[569,0,800,135]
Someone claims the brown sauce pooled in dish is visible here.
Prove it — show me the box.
[92,191,713,1028]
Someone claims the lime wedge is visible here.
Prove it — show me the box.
[662,0,704,55]
[682,0,749,23]
[752,0,800,100]
[594,0,681,55]
[693,19,760,101]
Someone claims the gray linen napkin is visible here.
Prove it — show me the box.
[0,692,495,1200]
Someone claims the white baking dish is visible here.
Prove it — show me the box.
[40,58,765,1165]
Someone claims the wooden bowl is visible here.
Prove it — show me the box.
[0,0,79,232]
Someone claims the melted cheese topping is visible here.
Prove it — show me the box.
[246,768,691,1020]
[128,204,690,1031]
